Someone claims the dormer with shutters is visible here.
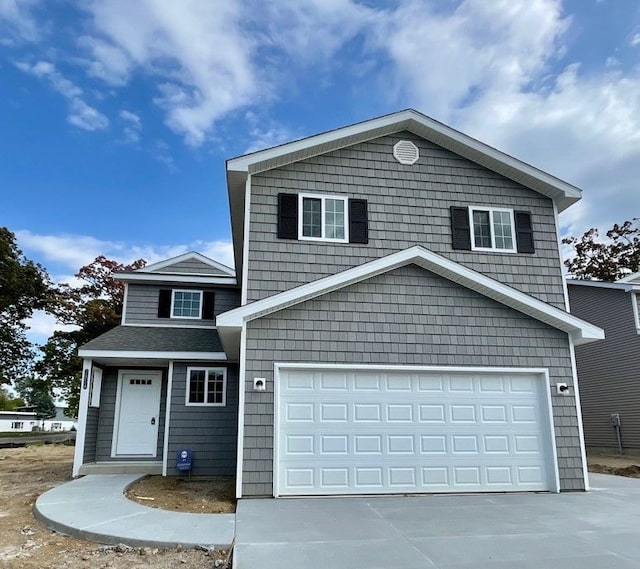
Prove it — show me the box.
[117,252,240,328]
[227,110,578,310]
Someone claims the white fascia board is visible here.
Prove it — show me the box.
[217,246,604,344]
[77,349,227,360]
[226,109,581,210]
[137,251,236,276]
[114,273,237,286]
[566,279,631,291]
[618,271,640,284]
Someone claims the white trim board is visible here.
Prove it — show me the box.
[78,349,227,360]
[114,273,237,286]
[72,359,92,477]
[162,361,174,477]
[565,279,631,291]
[218,246,604,346]
[227,109,581,212]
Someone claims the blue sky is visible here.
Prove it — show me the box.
[1,0,639,343]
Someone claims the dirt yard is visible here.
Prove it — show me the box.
[0,444,230,569]
[127,475,235,513]
[588,452,640,478]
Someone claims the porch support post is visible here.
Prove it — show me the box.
[162,361,174,476]
[72,358,92,477]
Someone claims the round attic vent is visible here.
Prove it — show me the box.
[393,140,419,165]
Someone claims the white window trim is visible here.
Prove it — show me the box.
[171,289,203,320]
[631,292,640,334]
[89,367,103,408]
[297,193,349,243]
[469,206,517,253]
[185,366,227,407]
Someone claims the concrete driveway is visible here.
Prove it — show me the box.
[234,474,640,569]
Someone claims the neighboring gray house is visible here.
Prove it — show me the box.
[567,275,640,454]
[74,109,604,497]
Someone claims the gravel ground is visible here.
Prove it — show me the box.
[0,444,231,569]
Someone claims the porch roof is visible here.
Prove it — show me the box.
[78,326,227,365]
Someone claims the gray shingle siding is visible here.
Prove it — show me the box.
[151,258,231,276]
[167,362,238,476]
[247,132,566,308]
[94,367,167,462]
[83,406,99,463]
[568,284,640,452]
[242,265,583,496]
[124,284,240,327]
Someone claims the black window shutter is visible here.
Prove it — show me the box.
[450,206,471,250]
[157,289,172,318]
[349,199,369,244]
[515,211,535,253]
[277,193,298,239]
[202,291,215,320]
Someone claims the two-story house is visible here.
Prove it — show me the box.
[567,275,640,454]
[74,109,604,498]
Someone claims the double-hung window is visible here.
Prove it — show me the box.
[298,193,348,242]
[469,207,516,253]
[172,290,202,319]
[185,367,227,406]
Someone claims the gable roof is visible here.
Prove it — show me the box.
[226,109,582,278]
[617,272,640,285]
[115,251,237,285]
[138,252,234,276]
[217,246,603,356]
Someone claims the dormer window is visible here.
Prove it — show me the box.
[172,290,202,319]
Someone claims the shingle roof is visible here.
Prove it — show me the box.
[80,326,223,353]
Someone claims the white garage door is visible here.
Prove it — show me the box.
[276,368,557,496]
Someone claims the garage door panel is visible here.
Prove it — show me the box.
[277,369,554,495]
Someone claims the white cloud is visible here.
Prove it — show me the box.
[119,109,142,143]
[630,33,640,47]
[15,230,235,274]
[15,60,109,131]
[25,311,78,340]
[0,0,41,43]
[373,0,569,119]
[83,0,256,146]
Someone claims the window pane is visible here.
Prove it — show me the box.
[493,210,514,250]
[189,370,206,403]
[206,370,224,404]
[324,199,345,239]
[302,198,322,237]
[473,210,492,248]
[173,291,201,318]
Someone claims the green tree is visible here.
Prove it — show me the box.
[563,219,640,281]
[14,376,56,424]
[0,386,25,410]
[37,255,145,416]
[0,227,51,383]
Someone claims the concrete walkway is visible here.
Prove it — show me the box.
[35,474,235,549]
[235,474,640,569]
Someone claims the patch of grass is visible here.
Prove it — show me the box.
[0,432,42,438]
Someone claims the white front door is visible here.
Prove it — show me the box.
[276,367,557,496]
[113,371,162,457]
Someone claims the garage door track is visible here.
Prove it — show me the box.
[234,474,640,569]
